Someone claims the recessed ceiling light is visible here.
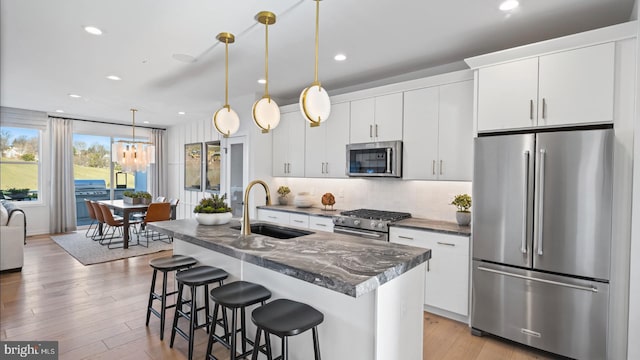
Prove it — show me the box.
[334,54,347,61]
[172,53,196,63]
[143,121,150,124]
[106,75,121,81]
[55,109,64,113]
[84,26,103,35]
[178,111,186,115]
[257,79,266,84]
[68,94,81,98]
[499,0,519,11]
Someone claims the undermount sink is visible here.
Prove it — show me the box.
[231,223,314,239]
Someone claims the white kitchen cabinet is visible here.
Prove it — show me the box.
[403,80,473,181]
[309,215,334,232]
[477,42,615,132]
[389,227,469,318]
[350,93,403,143]
[289,213,309,228]
[272,111,305,177]
[305,102,350,178]
[257,209,290,225]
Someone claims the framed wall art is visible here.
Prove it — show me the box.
[184,142,203,191]
[205,141,221,193]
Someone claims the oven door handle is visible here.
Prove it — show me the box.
[334,227,384,238]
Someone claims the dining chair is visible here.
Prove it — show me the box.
[98,203,129,249]
[90,201,106,241]
[84,199,98,239]
[168,198,180,220]
[132,196,168,223]
[139,202,172,246]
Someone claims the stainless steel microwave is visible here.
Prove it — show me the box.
[346,140,402,177]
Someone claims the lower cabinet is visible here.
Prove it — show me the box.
[257,209,334,232]
[389,227,469,319]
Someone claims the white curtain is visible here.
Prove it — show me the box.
[149,129,167,199]
[50,118,77,233]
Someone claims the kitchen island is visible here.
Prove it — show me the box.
[148,219,430,360]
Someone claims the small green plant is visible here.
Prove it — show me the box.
[5,187,30,195]
[193,193,232,214]
[123,191,152,199]
[277,186,291,197]
[451,194,472,212]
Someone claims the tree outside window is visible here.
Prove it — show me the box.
[0,127,40,201]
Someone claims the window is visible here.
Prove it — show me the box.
[0,126,40,201]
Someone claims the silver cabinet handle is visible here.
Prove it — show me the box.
[432,160,436,175]
[529,100,534,120]
[268,216,277,219]
[522,150,529,254]
[375,124,379,138]
[293,220,304,223]
[287,163,291,174]
[324,162,328,174]
[398,235,414,240]
[439,160,443,175]
[437,241,455,247]
[385,147,392,173]
[369,124,373,138]
[537,149,546,256]
[477,266,598,293]
[314,223,327,227]
[283,163,287,174]
[542,98,547,119]
[427,260,430,272]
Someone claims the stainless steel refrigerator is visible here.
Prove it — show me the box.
[471,128,613,360]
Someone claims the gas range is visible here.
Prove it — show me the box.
[332,209,411,241]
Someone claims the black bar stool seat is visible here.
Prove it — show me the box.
[251,299,324,360]
[170,265,229,360]
[207,281,272,360]
[146,255,197,340]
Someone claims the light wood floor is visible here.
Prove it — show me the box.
[1,234,555,360]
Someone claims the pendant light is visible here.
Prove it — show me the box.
[112,109,155,173]
[213,32,240,138]
[252,11,280,133]
[299,0,331,127]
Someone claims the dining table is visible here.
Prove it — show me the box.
[97,199,176,249]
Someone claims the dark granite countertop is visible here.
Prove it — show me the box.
[391,218,471,236]
[148,219,430,298]
[257,205,341,218]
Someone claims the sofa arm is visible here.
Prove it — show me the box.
[1,211,25,271]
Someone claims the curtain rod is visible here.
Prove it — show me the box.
[48,115,166,131]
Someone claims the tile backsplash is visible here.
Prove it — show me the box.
[272,178,472,223]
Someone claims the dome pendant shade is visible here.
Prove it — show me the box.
[213,106,240,137]
[252,96,281,133]
[299,84,331,127]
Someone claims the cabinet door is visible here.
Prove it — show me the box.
[305,118,326,178]
[309,216,334,232]
[425,233,469,316]
[538,42,615,127]
[402,87,439,180]
[438,80,474,181]
[272,112,294,176]
[324,102,350,178]
[374,93,404,142]
[257,209,290,225]
[350,98,375,143]
[289,213,310,228]
[477,57,539,132]
[287,112,306,177]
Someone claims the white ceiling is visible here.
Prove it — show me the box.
[0,0,636,128]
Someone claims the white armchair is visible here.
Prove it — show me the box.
[1,201,25,272]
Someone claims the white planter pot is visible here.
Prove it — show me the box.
[293,192,314,208]
[456,211,471,226]
[195,212,232,225]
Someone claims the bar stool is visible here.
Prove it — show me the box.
[206,281,272,360]
[251,299,324,360]
[146,255,197,340]
[170,266,229,360]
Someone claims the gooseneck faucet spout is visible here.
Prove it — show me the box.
[241,180,272,236]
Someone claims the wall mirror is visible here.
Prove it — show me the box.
[205,141,221,193]
[184,142,202,191]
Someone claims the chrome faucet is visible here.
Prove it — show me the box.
[241,180,272,236]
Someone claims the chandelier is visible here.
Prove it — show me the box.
[112,109,155,173]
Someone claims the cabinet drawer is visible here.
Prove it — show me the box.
[390,227,469,256]
[257,209,290,225]
[289,213,309,228]
[309,216,334,232]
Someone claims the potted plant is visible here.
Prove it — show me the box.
[450,193,472,226]
[193,193,233,225]
[276,186,291,205]
[123,191,152,205]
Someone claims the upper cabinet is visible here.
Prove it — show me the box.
[403,80,473,181]
[272,111,305,177]
[477,42,615,132]
[305,102,350,178]
[350,93,403,143]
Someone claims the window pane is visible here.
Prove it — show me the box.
[1,127,39,201]
[73,134,112,187]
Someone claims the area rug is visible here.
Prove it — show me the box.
[51,231,172,265]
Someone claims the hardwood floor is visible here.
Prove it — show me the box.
[1,234,555,359]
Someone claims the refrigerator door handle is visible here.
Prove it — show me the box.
[477,266,599,293]
[521,150,530,254]
[537,149,546,256]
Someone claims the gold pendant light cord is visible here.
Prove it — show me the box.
[314,0,320,84]
[130,109,137,143]
[265,21,269,98]
[224,40,229,107]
